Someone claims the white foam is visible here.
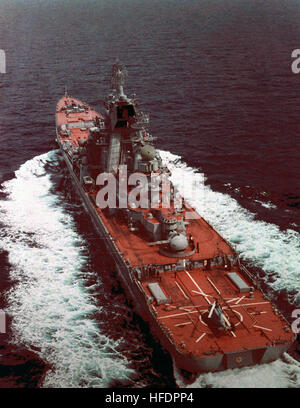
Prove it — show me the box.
[0,151,135,388]
[184,354,300,388]
[254,199,277,210]
[159,150,300,304]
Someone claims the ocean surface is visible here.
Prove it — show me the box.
[0,0,299,388]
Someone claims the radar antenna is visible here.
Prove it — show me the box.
[111,59,127,97]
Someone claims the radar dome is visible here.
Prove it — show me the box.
[140,145,156,161]
[169,234,189,252]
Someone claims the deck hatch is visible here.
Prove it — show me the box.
[226,272,250,293]
[148,283,171,305]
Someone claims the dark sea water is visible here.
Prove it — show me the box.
[0,0,299,388]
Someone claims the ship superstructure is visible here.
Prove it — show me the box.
[55,62,295,373]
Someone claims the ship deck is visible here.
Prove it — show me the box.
[98,205,294,357]
[56,96,103,146]
[99,204,234,266]
[140,267,292,356]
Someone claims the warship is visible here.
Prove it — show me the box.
[55,62,295,373]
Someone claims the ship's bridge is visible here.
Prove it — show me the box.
[115,103,136,128]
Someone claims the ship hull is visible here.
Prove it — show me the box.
[56,135,292,374]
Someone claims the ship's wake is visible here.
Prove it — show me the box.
[159,150,300,388]
[0,151,137,388]
[172,353,300,388]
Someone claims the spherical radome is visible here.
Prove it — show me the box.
[169,234,189,252]
[140,145,156,161]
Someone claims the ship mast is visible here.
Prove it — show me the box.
[111,60,128,99]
